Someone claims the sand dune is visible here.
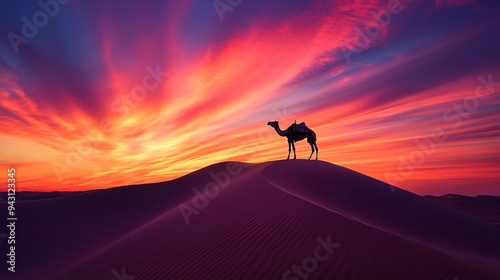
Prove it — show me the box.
[1,160,499,280]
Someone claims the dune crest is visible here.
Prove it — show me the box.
[3,160,499,280]
[262,160,500,272]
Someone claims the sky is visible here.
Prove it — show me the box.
[0,0,499,195]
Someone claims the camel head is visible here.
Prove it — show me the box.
[267,121,278,127]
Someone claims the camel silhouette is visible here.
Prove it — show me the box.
[267,121,318,160]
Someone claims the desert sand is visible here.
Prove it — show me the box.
[1,160,499,279]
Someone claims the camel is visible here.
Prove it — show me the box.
[267,121,318,160]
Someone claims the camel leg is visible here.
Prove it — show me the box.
[292,141,296,159]
[308,143,315,160]
[287,141,291,160]
[314,143,318,160]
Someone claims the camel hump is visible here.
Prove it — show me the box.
[292,122,309,133]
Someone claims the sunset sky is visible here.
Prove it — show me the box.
[0,0,499,195]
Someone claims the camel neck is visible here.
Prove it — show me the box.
[273,125,287,137]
